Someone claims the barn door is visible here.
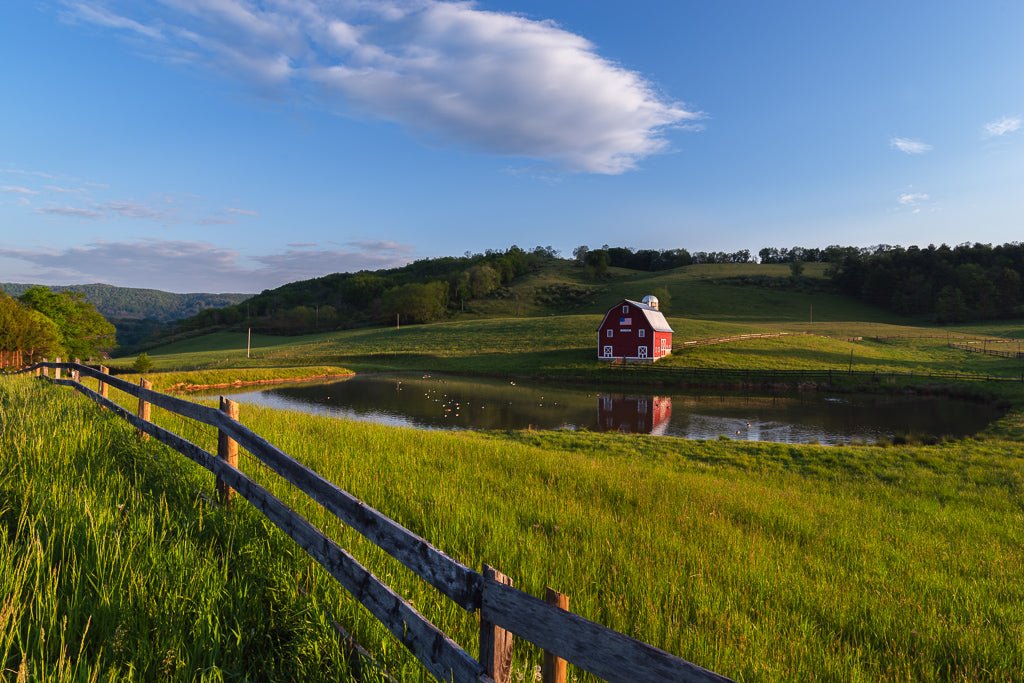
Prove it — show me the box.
[603,345,613,358]
[638,345,648,358]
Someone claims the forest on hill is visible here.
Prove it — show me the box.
[0,282,250,322]
[165,241,1024,341]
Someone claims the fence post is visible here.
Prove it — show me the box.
[34,363,41,378]
[72,358,80,381]
[216,397,240,506]
[542,587,569,683]
[479,565,514,683]
[54,356,62,380]
[137,378,152,441]
[99,366,109,399]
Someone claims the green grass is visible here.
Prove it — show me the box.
[113,313,1024,390]
[20,266,1024,679]
[114,365,353,393]
[5,373,1023,680]
[0,376,376,681]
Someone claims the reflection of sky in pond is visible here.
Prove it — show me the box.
[215,373,1002,444]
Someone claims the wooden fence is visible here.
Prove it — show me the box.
[949,341,1024,359]
[20,360,733,683]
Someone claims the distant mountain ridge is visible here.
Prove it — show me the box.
[0,282,251,322]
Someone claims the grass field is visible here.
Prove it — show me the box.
[111,313,1024,390]
[4,373,1023,680]
[12,265,1024,680]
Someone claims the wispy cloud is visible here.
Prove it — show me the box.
[898,192,929,205]
[36,206,104,219]
[0,167,58,180]
[0,239,416,292]
[45,185,88,194]
[984,116,1021,138]
[63,0,701,174]
[199,206,260,225]
[62,1,163,39]
[890,137,932,155]
[1,186,40,196]
[35,199,174,223]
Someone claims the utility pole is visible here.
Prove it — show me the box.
[247,327,251,359]
[809,303,813,324]
[396,314,400,330]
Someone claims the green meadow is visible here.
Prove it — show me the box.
[3,372,1023,681]
[7,263,1024,680]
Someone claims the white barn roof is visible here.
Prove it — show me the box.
[624,299,673,333]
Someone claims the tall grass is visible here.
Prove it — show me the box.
[0,376,383,681]
[14,373,1022,680]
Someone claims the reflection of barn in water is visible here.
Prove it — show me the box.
[597,395,672,435]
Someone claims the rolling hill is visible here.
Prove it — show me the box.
[0,282,251,322]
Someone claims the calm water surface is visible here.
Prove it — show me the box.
[216,373,1002,445]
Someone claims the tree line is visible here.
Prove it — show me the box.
[0,287,116,368]
[164,240,1024,341]
[826,242,1024,322]
[176,246,560,335]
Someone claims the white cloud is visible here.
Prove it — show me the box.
[62,1,162,39]
[1,185,38,196]
[890,137,932,155]
[1,185,40,196]
[0,167,58,180]
[45,185,88,194]
[897,192,929,214]
[35,199,173,222]
[897,192,929,205]
[64,0,700,174]
[0,239,416,292]
[984,116,1021,138]
[36,206,104,219]
[226,207,259,216]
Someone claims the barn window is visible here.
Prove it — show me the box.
[606,329,613,338]
[638,329,645,338]
[622,305,629,313]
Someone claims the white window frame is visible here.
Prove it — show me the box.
[606,328,613,338]
[622,305,629,314]
[638,328,645,338]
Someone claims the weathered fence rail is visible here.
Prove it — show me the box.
[949,341,1024,359]
[20,360,734,683]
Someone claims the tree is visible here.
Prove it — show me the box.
[0,293,61,365]
[789,259,805,279]
[572,245,589,266]
[585,249,610,278]
[19,286,116,359]
[935,286,969,323]
[467,264,500,298]
[381,282,448,323]
[132,352,155,373]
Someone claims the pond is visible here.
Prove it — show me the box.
[214,373,1003,444]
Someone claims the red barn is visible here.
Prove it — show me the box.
[597,295,673,362]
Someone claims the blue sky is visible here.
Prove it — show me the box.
[1,1,1022,293]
